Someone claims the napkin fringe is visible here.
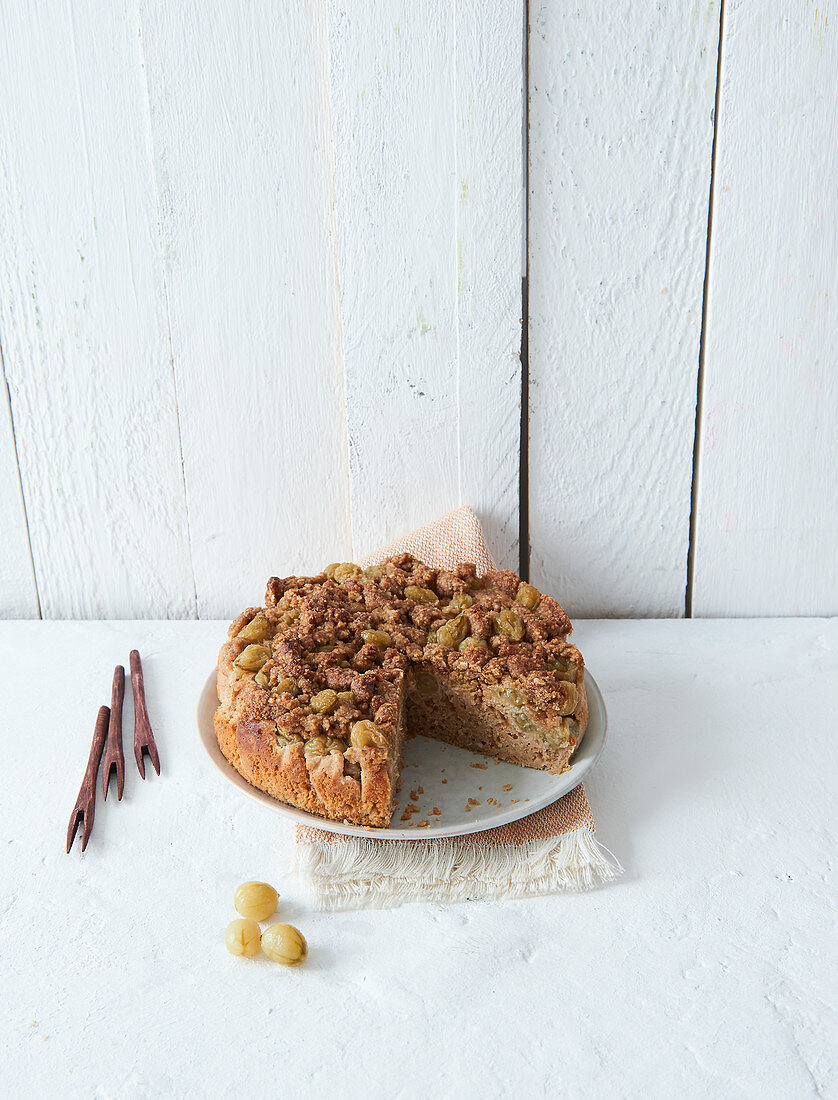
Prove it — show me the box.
[292,826,622,910]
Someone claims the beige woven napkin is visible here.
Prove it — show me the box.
[292,507,620,909]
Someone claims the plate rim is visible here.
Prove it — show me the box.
[197,668,608,841]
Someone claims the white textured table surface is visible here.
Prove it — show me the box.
[2,619,836,1099]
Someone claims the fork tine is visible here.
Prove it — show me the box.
[81,804,95,852]
[146,739,161,776]
[66,810,82,854]
[135,740,146,780]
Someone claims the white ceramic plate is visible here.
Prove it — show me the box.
[197,669,607,840]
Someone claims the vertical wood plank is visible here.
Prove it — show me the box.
[456,0,524,569]
[692,2,838,616]
[140,1,351,616]
[528,2,722,616]
[0,374,38,617]
[327,0,523,565]
[327,2,459,557]
[0,0,195,618]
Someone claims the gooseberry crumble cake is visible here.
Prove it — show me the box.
[215,555,587,828]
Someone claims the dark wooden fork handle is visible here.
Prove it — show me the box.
[102,665,125,800]
[130,650,160,778]
[66,705,110,853]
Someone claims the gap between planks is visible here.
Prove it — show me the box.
[0,341,42,618]
[519,0,530,582]
[684,0,727,619]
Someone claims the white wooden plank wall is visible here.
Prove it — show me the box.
[691,1,838,616]
[0,2,836,620]
[326,0,522,567]
[527,1,722,617]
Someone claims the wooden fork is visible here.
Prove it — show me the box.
[66,706,110,853]
[130,650,160,778]
[102,665,125,800]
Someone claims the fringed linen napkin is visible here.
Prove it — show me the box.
[292,507,620,909]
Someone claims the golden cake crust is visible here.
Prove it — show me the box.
[213,709,393,827]
[214,554,587,827]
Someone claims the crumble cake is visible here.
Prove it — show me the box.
[215,555,588,828]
